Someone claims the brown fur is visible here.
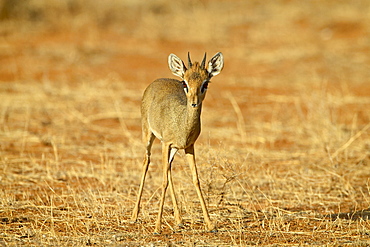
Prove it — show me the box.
[131,52,224,233]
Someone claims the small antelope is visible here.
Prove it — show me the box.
[131,52,224,234]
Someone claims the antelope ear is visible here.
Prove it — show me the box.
[207,52,224,77]
[168,54,187,78]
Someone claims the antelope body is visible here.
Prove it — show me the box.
[131,52,224,234]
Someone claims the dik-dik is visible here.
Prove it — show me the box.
[131,52,224,234]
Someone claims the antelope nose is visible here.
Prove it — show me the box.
[191,103,197,108]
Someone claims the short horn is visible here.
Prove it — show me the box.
[201,52,207,68]
[187,52,193,68]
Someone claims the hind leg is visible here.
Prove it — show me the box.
[131,130,155,222]
[154,142,176,234]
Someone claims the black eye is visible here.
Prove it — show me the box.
[182,81,188,93]
[201,81,209,93]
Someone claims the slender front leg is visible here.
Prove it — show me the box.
[154,142,172,234]
[185,145,216,232]
[131,133,155,222]
[168,148,183,227]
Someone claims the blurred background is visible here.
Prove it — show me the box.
[1,0,369,147]
[1,0,369,90]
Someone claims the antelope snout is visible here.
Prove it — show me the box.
[190,97,200,108]
[189,95,200,108]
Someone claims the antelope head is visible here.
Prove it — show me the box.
[168,52,224,108]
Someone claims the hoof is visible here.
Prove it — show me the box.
[129,218,140,224]
[153,227,161,235]
[207,224,217,233]
[177,223,185,229]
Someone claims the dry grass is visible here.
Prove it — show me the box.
[1,0,370,246]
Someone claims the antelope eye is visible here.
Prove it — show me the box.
[182,81,189,93]
[201,81,209,93]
